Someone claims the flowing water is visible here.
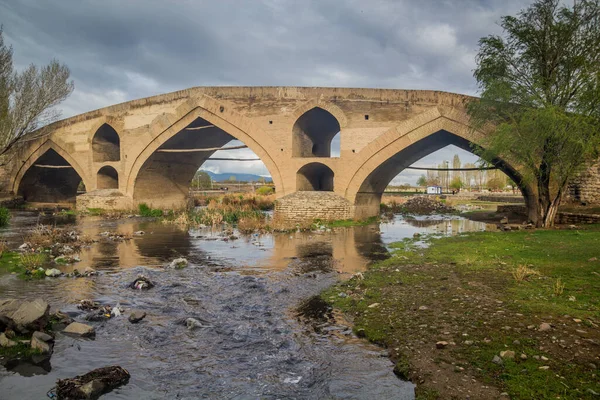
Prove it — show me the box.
[0,211,495,399]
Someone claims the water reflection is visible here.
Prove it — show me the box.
[0,211,493,399]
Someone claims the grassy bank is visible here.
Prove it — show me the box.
[323,227,600,399]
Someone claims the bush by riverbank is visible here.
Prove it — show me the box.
[0,207,10,227]
[323,226,600,399]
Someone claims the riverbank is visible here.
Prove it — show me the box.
[323,226,600,399]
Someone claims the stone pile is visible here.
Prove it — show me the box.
[401,196,456,215]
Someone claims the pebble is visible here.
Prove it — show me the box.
[45,268,62,277]
[492,355,503,365]
[436,341,448,349]
[128,311,147,324]
[539,322,552,331]
[500,350,515,359]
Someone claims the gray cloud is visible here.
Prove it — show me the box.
[0,0,530,183]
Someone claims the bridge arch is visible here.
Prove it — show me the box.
[345,108,532,218]
[297,162,335,191]
[13,140,90,203]
[126,102,282,208]
[291,103,345,158]
[92,123,121,162]
[97,166,119,189]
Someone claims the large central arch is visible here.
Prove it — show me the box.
[345,107,533,218]
[127,100,282,208]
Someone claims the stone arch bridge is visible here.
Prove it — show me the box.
[0,87,534,221]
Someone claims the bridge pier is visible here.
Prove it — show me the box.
[274,192,355,223]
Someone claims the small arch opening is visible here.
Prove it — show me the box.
[92,123,120,162]
[292,107,341,158]
[297,163,334,191]
[97,166,119,189]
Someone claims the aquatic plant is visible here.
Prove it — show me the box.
[138,203,163,217]
[19,252,47,269]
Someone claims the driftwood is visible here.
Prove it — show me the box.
[55,365,130,399]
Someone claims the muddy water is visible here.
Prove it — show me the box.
[0,212,494,399]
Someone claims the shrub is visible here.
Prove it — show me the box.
[256,186,274,196]
[512,264,540,283]
[138,203,163,217]
[0,207,10,227]
[19,253,47,269]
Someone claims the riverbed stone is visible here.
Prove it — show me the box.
[4,298,50,333]
[45,268,62,277]
[0,332,17,347]
[128,311,146,324]
[31,331,53,354]
[63,322,95,337]
[80,380,105,399]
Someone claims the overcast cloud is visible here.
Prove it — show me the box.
[0,0,531,184]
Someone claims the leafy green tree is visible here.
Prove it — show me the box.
[468,0,600,227]
[192,170,212,189]
[0,28,74,155]
[450,177,463,192]
[416,175,427,187]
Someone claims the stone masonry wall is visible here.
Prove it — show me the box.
[568,162,600,204]
[275,191,353,223]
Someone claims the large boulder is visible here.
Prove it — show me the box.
[0,298,50,333]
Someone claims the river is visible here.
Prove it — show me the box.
[0,211,494,399]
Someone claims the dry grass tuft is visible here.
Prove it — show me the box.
[553,277,565,297]
[19,252,47,269]
[512,264,541,283]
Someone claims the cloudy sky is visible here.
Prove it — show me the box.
[0,0,532,184]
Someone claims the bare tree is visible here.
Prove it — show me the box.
[0,28,74,156]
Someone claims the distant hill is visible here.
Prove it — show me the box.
[201,170,272,183]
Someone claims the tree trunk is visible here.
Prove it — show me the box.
[543,198,561,227]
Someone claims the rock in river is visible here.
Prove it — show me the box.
[55,365,130,400]
[45,268,62,277]
[0,298,50,333]
[128,311,146,324]
[63,322,96,337]
[31,331,54,354]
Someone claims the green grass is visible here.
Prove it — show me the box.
[413,228,600,318]
[0,207,10,227]
[138,203,164,217]
[0,251,49,280]
[0,251,22,274]
[0,335,43,358]
[322,225,600,399]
